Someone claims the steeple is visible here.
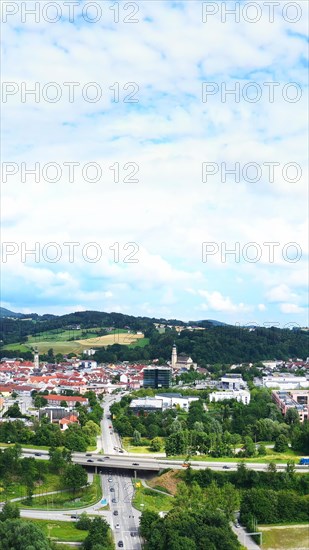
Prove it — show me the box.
[171,343,177,369]
[34,348,39,370]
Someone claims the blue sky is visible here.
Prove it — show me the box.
[1,0,308,326]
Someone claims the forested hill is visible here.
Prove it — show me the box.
[93,325,309,365]
[0,309,307,364]
[0,309,185,347]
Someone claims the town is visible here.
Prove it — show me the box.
[0,316,308,550]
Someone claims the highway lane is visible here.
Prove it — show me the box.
[104,471,142,550]
[16,448,309,472]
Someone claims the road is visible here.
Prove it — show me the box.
[100,394,126,456]
[103,471,142,550]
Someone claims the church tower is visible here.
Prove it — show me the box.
[171,343,177,369]
[34,348,39,370]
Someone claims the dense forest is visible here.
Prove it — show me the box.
[1,310,308,364]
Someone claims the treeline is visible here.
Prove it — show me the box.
[94,325,308,364]
[240,487,309,525]
[185,462,309,495]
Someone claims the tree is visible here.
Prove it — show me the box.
[133,430,141,445]
[0,502,20,521]
[139,510,159,540]
[285,408,300,425]
[34,395,48,409]
[83,421,101,442]
[274,434,289,452]
[63,464,88,494]
[220,483,240,521]
[76,512,92,531]
[257,444,267,456]
[48,447,71,473]
[150,437,162,452]
[4,403,22,418]
[243,436,256,457]
[83,517,111,550]
[0,519,53,549]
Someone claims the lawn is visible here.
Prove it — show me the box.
[26,518,87,543]
[0,473,61,501]
[122,437,164,454]
[128,337,149,348]
[259,524,309,549]
[132,479,173,513]
[20,474,102,510]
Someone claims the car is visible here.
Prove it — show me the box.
[119,450,124,453]
[108,477,113,482]
[118,542,123,548]
[110,487,115,492]
[109,425,112,428]
[132,462,139,466]
[182,462,189,468]
[235,522,240,528]
[34,452,42,456]
[110,431,113,435]
[113,511,118,516]
[104,456,110,459]
[111,498,117,503]
[115,523,120,529]
[87,459,94,463]
[97,458,104,462]
[130,532,137,537]
[223,465,230,469]
[70,514,80,519]
[86,453,92,456]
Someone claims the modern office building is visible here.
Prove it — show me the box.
[143,366,172,389]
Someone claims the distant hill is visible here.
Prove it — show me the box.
[0,307,25,319]
[192,319,229,327]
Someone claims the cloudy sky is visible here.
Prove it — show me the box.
[1,0,308,326]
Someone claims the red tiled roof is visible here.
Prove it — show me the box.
[45,394,87,402]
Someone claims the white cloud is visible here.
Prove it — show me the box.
[280,303,305,314]
[1,1,308,324]
[198,290,251,313]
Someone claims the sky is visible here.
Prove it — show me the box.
[1,0,308,327]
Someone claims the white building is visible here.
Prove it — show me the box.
[209,389,251,405]
[154,393,199,410]
[220,374,246,390]
[261,375,309,390]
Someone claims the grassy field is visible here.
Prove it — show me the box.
[77,332,145,347]
[132,479,173,513]
[26,518,87,543]
[3,328,146,354]
[122,437,164,454]
[20,474,102,510]
[0,473,61,501]
[259,524,309,549]
[128,337,149,348]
